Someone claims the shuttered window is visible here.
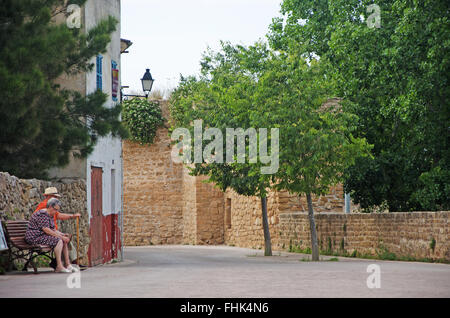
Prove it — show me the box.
[96,55,103,91]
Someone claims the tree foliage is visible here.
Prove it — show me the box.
[170,42,276,255]
[170,41,371,259]
[269,0,450,211]
[0,0,128,179]
[254,50,371,260]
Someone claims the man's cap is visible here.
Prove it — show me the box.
[44,187,61,197]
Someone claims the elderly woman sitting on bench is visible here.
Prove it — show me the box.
[25,198,79,273]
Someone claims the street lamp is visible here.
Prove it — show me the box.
[141,68,154,98]
[121,68,155,101]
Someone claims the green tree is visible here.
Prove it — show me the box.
[170,42,371,261]
[254,52,371,260]
[269,0,450,211]
[0,0,128,179]
[170,42,276,256]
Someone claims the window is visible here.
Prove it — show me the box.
[96,55,103,91]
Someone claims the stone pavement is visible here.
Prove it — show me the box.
[0,245,449,298]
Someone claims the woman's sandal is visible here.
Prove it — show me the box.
[66,265,80,272]
[55,267,71,273]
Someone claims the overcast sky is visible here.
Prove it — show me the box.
[120,0,282,96]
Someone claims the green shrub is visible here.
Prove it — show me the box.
[430,238,436,252]
[376,243,396,260]
[122,98,165,145]
[411,165,450,211]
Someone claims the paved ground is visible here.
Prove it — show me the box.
[1,245,449,298]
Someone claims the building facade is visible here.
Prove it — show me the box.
[49,0,124,266]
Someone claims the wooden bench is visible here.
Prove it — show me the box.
[2,220,56,274]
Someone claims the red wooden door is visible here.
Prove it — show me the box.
[89,167,103,266]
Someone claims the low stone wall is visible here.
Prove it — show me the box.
[0,172,89,265]
[222,187,351,251]
[277,211,449,261]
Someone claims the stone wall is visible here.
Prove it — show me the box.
[222,186,350,250]
[122,138,184,245]
[123,101,185,245]
[181,167,197,244]
[277,211,449,261]
[194,175,224,245]
[277,185,357,214]
[121,101,449,262]
[0,172,89,265]
[123,138,225,246]
[122,101,353,249]
[224,189,278,250]
[123,101,227,246]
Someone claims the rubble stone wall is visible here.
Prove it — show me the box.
[0,172,89,265]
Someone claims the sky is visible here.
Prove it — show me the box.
[120,0,283,96]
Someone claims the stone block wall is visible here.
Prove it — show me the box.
[222,187,350,250]
[181,167,197,244]
[277,212,449,261]
[194,175,224,245]
[224,189,278,250]
[278,185,357,214]
[123,100,185,245]
[122,130,184,246]
[123,101,226,246]
[122,100,353,249]
[0,172,89,265]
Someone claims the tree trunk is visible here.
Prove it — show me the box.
[306,192,320,261]
[260,196,272,256]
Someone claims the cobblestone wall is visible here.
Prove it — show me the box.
[0,172,89,265]
[277,211,449,261]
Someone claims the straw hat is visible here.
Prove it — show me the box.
[44,187,61,197]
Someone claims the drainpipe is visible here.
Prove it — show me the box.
[120,141,124,262]
[345,193,351,214]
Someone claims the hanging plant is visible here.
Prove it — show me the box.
[122,98,165,145]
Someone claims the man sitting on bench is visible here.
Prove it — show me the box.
[34,187,78,231]
[25,198,79,273]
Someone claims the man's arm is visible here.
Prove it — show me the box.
[57,213,81,221]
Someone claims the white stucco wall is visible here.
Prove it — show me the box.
[85,0,122,219]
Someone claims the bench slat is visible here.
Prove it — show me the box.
[7,228,27,234]
[6,225,28,230]
[10,237,29,244]
[6,223,28,228]
[6,221,29,226]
